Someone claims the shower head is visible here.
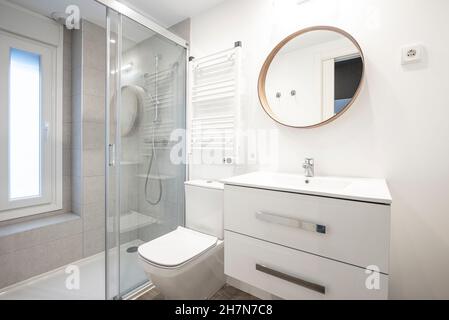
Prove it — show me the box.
[50,12,69,25]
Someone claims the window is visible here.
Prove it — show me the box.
[9,48,42,200]
[0,30,62,221]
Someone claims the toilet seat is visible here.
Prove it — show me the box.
[138,227,218,268]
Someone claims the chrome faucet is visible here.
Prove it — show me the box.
[302,158,314,177]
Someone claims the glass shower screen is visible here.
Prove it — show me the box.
[106,9,187,299]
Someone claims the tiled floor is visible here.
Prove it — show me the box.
[210,285,259,300]
[137,287,164,300]
[137,284,259,300]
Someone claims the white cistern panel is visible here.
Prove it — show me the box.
[185,180,224,239]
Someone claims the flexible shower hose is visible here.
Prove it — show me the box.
[144,54,163,205]
[144,126,162,205]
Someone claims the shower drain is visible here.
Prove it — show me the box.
[127,246,139,253]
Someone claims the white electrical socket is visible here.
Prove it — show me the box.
[402,44,424,65]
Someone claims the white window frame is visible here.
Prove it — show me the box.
[0,1,63,221]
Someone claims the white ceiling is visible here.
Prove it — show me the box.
[119,0,227,27]
[9,0,107,29]
[9,0,227,29]
[8,0,227,47]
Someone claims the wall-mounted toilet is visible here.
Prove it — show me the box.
[138,180,225,300]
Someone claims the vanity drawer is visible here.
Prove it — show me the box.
[224,185,390,273]
[225,231,388,300]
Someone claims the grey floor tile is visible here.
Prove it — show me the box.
[136,285,259,301]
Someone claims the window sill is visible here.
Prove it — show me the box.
[0,212,81,238]
[0,202,63,222]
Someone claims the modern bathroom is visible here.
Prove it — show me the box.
[0,0,448,303]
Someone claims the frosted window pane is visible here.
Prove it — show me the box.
[9,48,41,199]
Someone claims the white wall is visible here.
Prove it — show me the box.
[190,0,449,299]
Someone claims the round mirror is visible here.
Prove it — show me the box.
[258,26,364,128]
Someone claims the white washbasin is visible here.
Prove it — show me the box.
[264,172,352,191]
[222,171,391,204]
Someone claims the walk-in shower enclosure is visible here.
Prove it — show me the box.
[105,3,187,299]
[0,0,187,300]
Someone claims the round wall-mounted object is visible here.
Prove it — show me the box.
[120,85,144,137]
[258,26,365,128]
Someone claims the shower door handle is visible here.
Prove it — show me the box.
[108,144,116,167]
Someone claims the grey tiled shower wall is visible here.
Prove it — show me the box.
[0,20,107,290]
[72,20,107,258]
[0,17,191,291]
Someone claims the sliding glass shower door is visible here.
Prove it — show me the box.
[106,9,187,299]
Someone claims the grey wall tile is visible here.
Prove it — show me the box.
[83,94,105,123]
[14,233,83,287]
[83,122,105,150]
[63,66,72,124]
[72,175,83,207]
[45,233,83,269]
[82,20,106,49]
[0,252,17,289]
[72,66,82,97]
[63,123,72,149]
[83,176,105,205]
[63,68,72,99]
[83,227,105,257]
[83,201,105,232]
[13,242,50,284]
[83,38,106,72]
[72,28,82,70]
[63,93,72,124]
[0,229,39,257]
[83,148,105,177]
[63,50,72,74]
[63,176,72,213]
[63,148,72,177]
[13,245,49,288]
[38,218,82,244]
[72,147,82,178]
[0,236,12,256]
[0,216,82,256]
[83,68,105,97]
[72,118,82,151]
[72,94,82,125]
[63,30,72,69]
[64,28,72,45]
[72,201,82,217]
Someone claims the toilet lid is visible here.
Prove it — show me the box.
[138,227,218,268]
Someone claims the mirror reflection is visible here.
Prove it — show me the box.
[261,28,364,128]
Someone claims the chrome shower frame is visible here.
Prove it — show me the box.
[96,0,188,48]
[99,0,190,300]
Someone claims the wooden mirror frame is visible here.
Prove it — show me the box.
[258,26,365,129]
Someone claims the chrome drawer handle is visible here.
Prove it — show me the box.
[256,264,326,295]
[255,211,327,234]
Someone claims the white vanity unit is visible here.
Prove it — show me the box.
[222,172,392,300]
